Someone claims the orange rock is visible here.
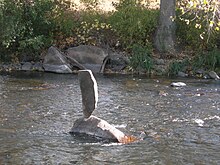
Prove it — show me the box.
[119,135,138,144]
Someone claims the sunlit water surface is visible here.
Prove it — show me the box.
[0,72,220,164]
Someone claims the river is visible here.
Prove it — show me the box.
[0,72,220,164]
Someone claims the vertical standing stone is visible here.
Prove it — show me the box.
[78,70,98,118]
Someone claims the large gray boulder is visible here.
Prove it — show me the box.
[66,45,108,73]
[70,116,126,142]
[43,46,72,73]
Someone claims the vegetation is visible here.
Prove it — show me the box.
[0,0,73,62]
[129,44,153,73]
[178,0,220,40]
[192,48,220,71]
[176,8,220,51]
[168,59,189,76]
[109,1,159,51]
[0,0,219,75]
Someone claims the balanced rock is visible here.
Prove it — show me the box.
[70,70,136,143]
[78,70,98,118]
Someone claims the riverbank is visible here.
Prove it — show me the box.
[1,0,219,76]
[0,45,219,81]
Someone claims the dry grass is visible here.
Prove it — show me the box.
[69,0,160,11]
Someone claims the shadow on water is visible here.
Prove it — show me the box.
[0,72,220,164]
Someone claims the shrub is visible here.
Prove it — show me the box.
[176,9,220,51]
[74,18,116,47]
[168,59,189,76]
[108,0,159,51]
[177,0,220,42]
[129,44,153,73]
[192,48,220,71]
[0,0,73,62]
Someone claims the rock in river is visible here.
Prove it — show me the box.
[70,70,137,143]
[170,82,186,87]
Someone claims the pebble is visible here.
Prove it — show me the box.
[170,82,186,87]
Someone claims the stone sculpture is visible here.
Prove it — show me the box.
[70,70,136,143]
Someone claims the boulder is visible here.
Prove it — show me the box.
[43,46,72,73]
[14,64,22,71]
[32,62,44,72]
[21,62,33,71]
[208,71,220,80]
[66,45,108,73]
[70,116,125,142]
[102,52,129,72]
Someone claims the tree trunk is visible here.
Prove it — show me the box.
[155,0,176,54]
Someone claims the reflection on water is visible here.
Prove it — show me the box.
[0,72,220,164]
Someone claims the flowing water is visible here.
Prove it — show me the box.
[0,72,220,165]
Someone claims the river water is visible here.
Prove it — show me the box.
[0,72,219,165]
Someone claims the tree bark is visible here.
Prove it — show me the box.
[155,0,176,54]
